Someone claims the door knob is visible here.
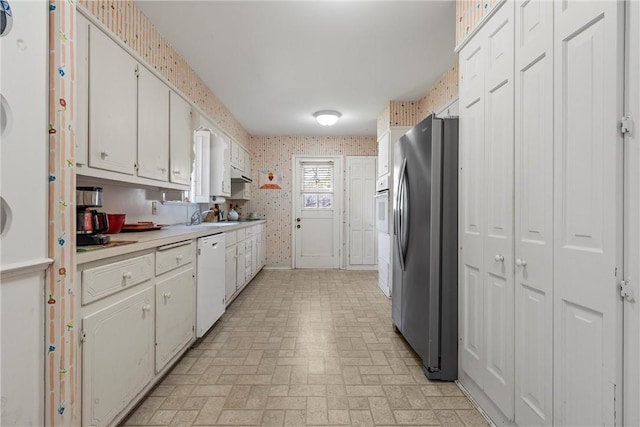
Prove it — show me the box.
[516,258,527,267]
[296,218,301,222]
[296,225,301,229]
[494,254,504,262]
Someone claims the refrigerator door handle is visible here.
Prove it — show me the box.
[396,158,407,271]
[400,163,410,267]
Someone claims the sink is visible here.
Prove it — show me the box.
[189,222,240,227]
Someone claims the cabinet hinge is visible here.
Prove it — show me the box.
[80,330,87,343]
[135,64,139,78]
[620,279,635,303]
[621,115,633,136]
[197,248,201,256]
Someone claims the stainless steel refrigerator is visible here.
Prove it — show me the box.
[392,114,458,381]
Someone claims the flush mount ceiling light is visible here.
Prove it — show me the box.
[313,110,342,126]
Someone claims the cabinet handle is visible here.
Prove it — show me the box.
[173,169,181,175]
[122,271,133,280]
[515,258,527,267]
[100,151,109,159]
[159,167,166,172]
[142,304,151,312]
[176,254,183,262]
[163,292,172,299]
[494,254,504,262]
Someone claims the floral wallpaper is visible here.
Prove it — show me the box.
[456,0,498,46]
[47,0,78,424]
[376,60,460,137]
[77,0,249,147]
[418,61,459,119]
[247,136,377,268]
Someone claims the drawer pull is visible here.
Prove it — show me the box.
[142,304,151,312]
[122,271,133,280]
[176,255,183,262]
[163,292,172,299]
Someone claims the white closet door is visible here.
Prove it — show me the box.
[553,1,624,425]
[514,0,554,425]
[348,157,377,266]
[459,33,486,389]
[481,3,515,420]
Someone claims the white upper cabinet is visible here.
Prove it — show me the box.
[237,145,246,171]
[169,91,193,186]
[230,139,241,168]
[138,67,169,181]
[211,132,231,197]
[88,25,137,175]
[76,13,89,167]
[377,131,390,178]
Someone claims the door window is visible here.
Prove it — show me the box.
[301,162,333,209]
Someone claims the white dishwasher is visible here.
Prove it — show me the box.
[196,233,226,338]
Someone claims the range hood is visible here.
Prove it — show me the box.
[231,166,252,183]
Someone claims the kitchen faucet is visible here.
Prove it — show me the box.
[189,209,214,225]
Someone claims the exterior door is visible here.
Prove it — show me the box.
[514,0,554,425]
[553,1,624,425]
[294,157,341,268]
[347,156,377,266]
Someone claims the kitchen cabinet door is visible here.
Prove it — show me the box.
[237,145,246,171]
[169,91,193,186]
[155,267,195,372]
[236,240,246,288]
[76,13,89,167]
[251,235,259,275]
[230,139,240,168]
[138,67,169,181]
[88,25,137,175]
[82,286,154,427]
[225,245,237,301]
[259,228,267,268]
[377,131,390,178]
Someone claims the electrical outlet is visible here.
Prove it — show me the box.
[151,201,157,215]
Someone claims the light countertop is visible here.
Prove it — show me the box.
[76,220,266,265]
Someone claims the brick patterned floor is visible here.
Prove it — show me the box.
[123,269,487,426]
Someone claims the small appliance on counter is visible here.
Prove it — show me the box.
[76,186,111,246]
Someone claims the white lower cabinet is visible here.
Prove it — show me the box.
[224,224,266,305]
[155,267,195,372]
[82,286,155,427]
[225,245,237,301]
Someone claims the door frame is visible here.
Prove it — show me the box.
[624,1,640,425]
[291,155,343,269]
[345,156,378,271]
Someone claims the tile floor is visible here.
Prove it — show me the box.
[123,269,487,426]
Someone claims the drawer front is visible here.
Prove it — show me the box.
[156,241,194,275]
[245,226,253,237]
[236,228,246,241]
[225,230,237,247]
[82,254,154,305]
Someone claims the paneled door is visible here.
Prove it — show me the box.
[481,4,515,418]
[553,1,624,425]
[514,0,554,425]
[458,29,486,389]
[347,156,377,266]
[294,157,342,268]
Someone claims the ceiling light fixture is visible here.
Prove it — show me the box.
[313,110,342,126]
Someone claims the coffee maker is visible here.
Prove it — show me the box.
[76,186,111,246]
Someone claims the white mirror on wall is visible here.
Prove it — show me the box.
[0,0,13,37]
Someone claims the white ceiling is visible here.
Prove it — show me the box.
[135,1,457,136]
